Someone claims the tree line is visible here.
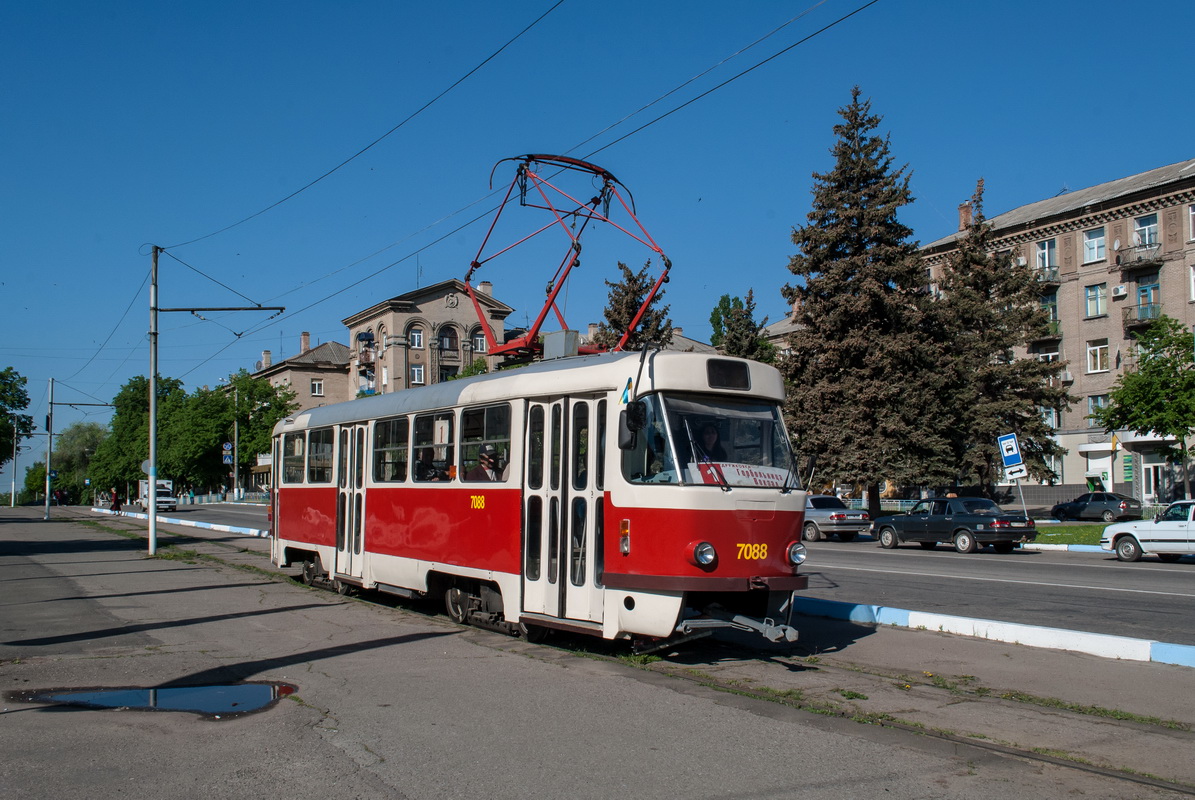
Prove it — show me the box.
[2,369,295,505]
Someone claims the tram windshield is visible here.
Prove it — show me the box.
[621,393,798,489]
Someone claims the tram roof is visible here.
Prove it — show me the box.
[274,350,784,434]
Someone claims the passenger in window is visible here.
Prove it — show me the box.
[466,444,505,481]
[415,448,446,481]
[697,422,727,462]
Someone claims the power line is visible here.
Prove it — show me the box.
[164,0,568,249]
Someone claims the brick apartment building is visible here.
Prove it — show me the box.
[922,158,1195,505]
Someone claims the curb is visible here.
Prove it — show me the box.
[91,508,270,538]
[792,597,1195,669]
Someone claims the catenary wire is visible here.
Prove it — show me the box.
[163,0,567,250]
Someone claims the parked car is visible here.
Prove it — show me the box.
[872,496,1036,554]
[1100,500,1194,562]
[802,495,870,542]
[1050,492,1141,522]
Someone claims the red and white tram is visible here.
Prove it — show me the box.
[271,350,809,645]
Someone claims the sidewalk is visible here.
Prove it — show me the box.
[9,505,1195,792]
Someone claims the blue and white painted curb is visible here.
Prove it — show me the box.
[92,508,270,538]
[792,596,1195,669]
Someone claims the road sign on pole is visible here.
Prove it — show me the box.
[998,433,1022,468]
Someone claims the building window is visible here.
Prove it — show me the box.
[1189,204,1195,241]
[1084,283,1107,317]
[439,326,458,352]
[310,379,324,397]
[1040,290,1058,321]
[1040,406,1059,429]
[408,327,424,349]
[1083,227,1105,263]
[1035,239,1057,269]
[1087,394,1109,427]
[1086,338,1109,373]
[1134,213,1158,246]
[410,364,425,385]
[472,330,487,353]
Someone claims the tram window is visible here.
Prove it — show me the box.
[571,402,589,490]
[569,497,586,586]
[548,497,559,584]
[528,406,545,490]
[373,417,409,482]
[594,499,604,587]
[525,496,542,581]
[282,433,305,484]
[620,395,677,484]
[550,404,562,491]
[596,400,606,490]
[460,403,511,482]
[307,428,335,484]
[413,411,454,481]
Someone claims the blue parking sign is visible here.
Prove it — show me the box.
[998,433,1022,468]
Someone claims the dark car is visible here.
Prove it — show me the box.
[802,495,870,542]
[873,496,1036,554]
[1050,492,1141,523]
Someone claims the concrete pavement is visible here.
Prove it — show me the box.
[4,505,1195,796]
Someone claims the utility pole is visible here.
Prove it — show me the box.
[148,245,283,553]
[42,378,53,520]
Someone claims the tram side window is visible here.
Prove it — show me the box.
[373,416,409,482]
[528,406,545,490]
[282,433,305,484]
[460,403,511,482]
[307,428,335,483]
[620,395,677,484]
[413,411,454,481]
[571,402,589,490]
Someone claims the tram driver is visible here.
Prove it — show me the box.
[415,448,447,481]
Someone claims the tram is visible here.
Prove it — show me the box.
[270,349,809,646]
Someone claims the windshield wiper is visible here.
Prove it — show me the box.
[684,418,730,492]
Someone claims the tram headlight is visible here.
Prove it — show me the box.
[690,541,717,567]
[787,541,808,566]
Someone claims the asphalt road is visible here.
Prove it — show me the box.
[800,537,1195,645]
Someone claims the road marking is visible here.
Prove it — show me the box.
[807,563,1195,600]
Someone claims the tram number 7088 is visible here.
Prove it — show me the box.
[470,495,485,510]
[736,543,768,560]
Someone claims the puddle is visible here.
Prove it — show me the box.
[6,681,296,719]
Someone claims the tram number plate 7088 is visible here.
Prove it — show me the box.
[736,543,768,560]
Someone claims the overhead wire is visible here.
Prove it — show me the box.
[223,0,884,342]
[163,0,568,250]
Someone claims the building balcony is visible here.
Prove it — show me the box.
[1034,266,1060,284]
[358,349,375,365]
[1122,302,1161,330]
[1115,242,1163,271]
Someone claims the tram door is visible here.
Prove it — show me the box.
[523,397,604,624]
[335,424,367,579]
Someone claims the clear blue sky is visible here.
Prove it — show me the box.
[3,0,1193,485]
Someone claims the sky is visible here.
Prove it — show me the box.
[3,0,1194,487]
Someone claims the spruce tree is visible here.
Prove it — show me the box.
[932,180,1071,493]
[718,289,774,363]
[782,87,952,511]
[590,260,673,351]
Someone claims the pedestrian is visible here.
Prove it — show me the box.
[109,487,122,514]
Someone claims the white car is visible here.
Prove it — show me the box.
[1100,500,1194,562]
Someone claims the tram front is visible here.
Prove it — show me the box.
[602,354,809,645]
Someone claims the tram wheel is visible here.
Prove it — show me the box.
[445,587,469,624]
[334,580,352,596]
[520,622,550,643]
[300,561,319,586]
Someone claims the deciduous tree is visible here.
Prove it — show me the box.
[0,366,34,473]
[1092,314,1195,499]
